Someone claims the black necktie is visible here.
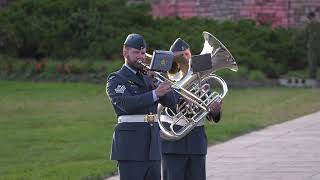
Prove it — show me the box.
[136,72,144,80]
[137,72,155,90]
[136,72,147,86]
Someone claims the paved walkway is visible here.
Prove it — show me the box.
[107,111,320,180]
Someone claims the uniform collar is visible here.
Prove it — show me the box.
[121,64,145,87]
[124,63,137,74]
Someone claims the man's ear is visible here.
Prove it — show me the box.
[123,47,128,57]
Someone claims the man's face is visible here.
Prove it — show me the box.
[173,49,192,62]
[123,47,146,71]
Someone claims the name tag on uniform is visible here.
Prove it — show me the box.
[128,80,135,85]
[130,84,139,88]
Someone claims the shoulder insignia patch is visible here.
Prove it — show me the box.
[114,85,126,94]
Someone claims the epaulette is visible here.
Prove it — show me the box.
[108,73,117,81]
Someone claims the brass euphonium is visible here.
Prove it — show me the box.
[155,31,238,141]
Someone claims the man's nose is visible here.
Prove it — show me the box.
[138,53,145,59]
[183,55,188,60]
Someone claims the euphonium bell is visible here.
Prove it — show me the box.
[167,55,189,81]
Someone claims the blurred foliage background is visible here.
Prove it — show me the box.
[0,1,319,179]
[0,0,310,80]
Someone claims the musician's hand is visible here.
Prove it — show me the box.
[207,97,222,123]
[147,71,159,89]
[208,97,222,114]
[147,71,156,79]
[155,81,172,97]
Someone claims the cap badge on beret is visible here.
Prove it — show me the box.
[170,38,190,52]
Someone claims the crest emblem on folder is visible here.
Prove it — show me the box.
[150,50,174,72]
[160,58,167,67]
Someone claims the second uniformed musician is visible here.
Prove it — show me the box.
[161,38,223,180]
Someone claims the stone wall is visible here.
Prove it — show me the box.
[2,0,319,28]
[145,0,320,28]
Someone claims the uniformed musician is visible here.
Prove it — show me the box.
[161,38,223,180]
[106,33,178,180]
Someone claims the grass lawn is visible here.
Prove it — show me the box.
[0,80,319,179]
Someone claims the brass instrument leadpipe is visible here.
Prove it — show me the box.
[137,60,208,111]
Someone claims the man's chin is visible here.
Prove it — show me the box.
[129,63,143,72]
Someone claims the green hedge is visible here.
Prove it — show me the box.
[0,0,151,58]
[0,0,307,78]
[0,56,122,76]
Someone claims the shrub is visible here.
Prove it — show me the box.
[216,69,242,81]
[248,70,266,81]
[44,59,61,74]
[89,61,109,73]
[106,59,123,74]
[65,58,91,74]
[0,0,151,58]
[286,70,309,79]
[0,56,33,74]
